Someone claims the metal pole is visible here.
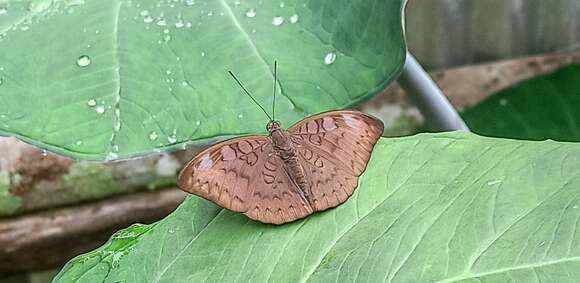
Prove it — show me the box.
[397,51,469,131]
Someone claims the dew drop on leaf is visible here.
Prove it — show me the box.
[0,8,7,16]
[324,52,337,65]
[238,113,244,119]
[139,10,149,16]
[168,135,177,143]
[87,99,97,107]
[149,131,158,141]
[0,78,3,86]
[185,0,195,6]
[175,20,184,28]
[76,140,83,146]
[95,105,105,114]
[201,51,206,57]
[245,8,256,18]
[234,1,240,5]
[499,98,508,106]
[290,14,298,23]
[272,16,284,26]
[280,3,285,8]
[195,120,201,126]
[77,55,91,67]
[143,15,153,23]
[156,19,167,26]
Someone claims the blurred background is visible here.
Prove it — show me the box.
[2,0,580,282]
[407,0,580,69]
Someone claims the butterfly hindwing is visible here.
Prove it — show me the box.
[244,154,313,224]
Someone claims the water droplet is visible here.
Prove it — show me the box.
[20,25,30,31]
[156,19,167,26]
[272,16,284,26]
[140,10,149,16]
[195,120,201,126]
[238,113,244,119]
[76,140,83,146]
[95,105,105,114]
[290,14,298,24]
[0,8,7,16]
[163,35,171,42]
[107,152,119,160]
[168,228,175,234]
[163,28,170,34]
[181,81,189,87]
[0,78,3,86]
[185,0,196,6]
[499,99,508,106]
[77,55,91,67]
[234,1,240,5]
[143,15,153,23]
[175,20,184,28]
[41,150,47,156]
[207,11,213,16]
[324,52,336,65]
[280,3,285,8]
[251,28,256,33]
[149,131,158,141]
[168,135,177,143]
[201,51,206,57]
[87,99,97,107]
[245,8,256,18]
[166,70,172,75]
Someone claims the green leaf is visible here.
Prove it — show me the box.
[463,64,580,142]
[55,132,580,282]
[0,0,406,160]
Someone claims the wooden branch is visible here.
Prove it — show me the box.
[0,189,186,272]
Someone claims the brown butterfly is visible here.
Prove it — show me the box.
[177,62,383,224]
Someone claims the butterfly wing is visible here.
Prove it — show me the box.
[177,136,312,224]
[288,110,384,211]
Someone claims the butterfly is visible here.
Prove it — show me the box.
[177,62,383,225]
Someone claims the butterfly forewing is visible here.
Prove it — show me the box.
[177,136,270,213]
[288,110,384,211]
[177,136,313,224]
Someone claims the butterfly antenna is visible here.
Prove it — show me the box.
[272,60,277,121]
[228,70,273,121]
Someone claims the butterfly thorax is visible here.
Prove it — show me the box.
[269,125,313,209]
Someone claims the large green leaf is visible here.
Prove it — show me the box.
[55,132,580,282]
[0,0,406,160]
[463,64,580,142]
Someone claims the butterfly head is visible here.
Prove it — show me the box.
[266,120,282,132]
